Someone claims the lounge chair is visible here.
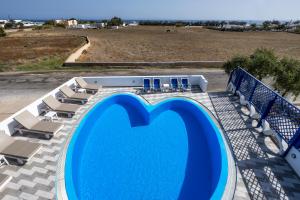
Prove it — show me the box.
[75,77,99,94]
[181,78,190,91]
[170,78,179,91]
[143,78,151,93]
[153,78,161,92]
[43,96,80,117]
[60,85,92,104]
[14,110,63,139]
[0,174,11,191]
[0,134,41,165]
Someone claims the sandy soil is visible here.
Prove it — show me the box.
[7,27,300,64]
[77,26,300,62]
[0,69,228,121]
[0,31,86,65]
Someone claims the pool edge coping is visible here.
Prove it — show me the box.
[56,92,236,200]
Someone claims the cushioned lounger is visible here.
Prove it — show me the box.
[181,78,190,91]
[60,85,92,103]
[153,78,161,91]
[75,77,99,93]
[43,96,80,117]
[0,135,41,165]
[143,78,151,92]
[14,110,63,138]
[171,78,179,91]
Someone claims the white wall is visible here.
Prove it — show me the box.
[0,78,76,135]
[84,75,208,91]
[0,75,208,135]
[286,147,300,177]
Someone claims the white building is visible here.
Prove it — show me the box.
[128,21,139,26]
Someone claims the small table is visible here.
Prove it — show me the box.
[162,84,170,92]
[44,111,59,121]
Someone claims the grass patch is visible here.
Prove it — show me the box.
[15,56,66,71]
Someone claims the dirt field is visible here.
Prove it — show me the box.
[0,30,86,71]
[77,26,300,62]
[1,26,300,69]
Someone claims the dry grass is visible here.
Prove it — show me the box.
[77,26,300,62]
[0,31,86,71]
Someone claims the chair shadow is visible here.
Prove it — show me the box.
[209,91,300,200]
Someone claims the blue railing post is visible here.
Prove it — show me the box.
[248,81,258,102]
[283,127,300,156]
[235,73,244,93]
[227,69,234,86]
[257,95,277,127]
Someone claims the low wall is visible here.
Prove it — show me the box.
[64,36,90,63]
[84,75,207,91]
[63,61,224,68]
[0,78,77,135]
[0,75,208,135]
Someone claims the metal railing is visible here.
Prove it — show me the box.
[228,67,300,155]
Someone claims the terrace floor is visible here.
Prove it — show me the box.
[0,87,300,200]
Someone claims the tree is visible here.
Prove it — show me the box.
[273,58,300,98]
[44,20,55,26]
[0,27,6,37]
[248,48,278,80]
[262,21,271,30]
[4,22,13,29]
[108,17,123,26]
[223,55,250,74]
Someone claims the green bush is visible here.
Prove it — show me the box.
[223,55,250,74]
[248,48,278,79]
[108,17,123,26]
[224,48,300,99]
[0,27,6,37]
[223,48,278,80]
[273,58,300,98]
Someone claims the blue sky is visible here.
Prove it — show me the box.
[1,0,300,20]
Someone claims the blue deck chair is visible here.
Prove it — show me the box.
[143,78,151,92]
[181,78,189,91]
[153,78,161,91]
[170,78,179,91]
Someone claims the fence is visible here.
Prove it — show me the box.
[228,67,300,156]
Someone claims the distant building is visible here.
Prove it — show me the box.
[55,19,78,28]
[0,19,8,24]
[55,19,64,24]
[65,19,78,27]
[111,26,119,29]
[22,21,36,27]
[95,22,106,28]
[128,21,139,26]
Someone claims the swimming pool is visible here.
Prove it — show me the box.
[65,93,232,200]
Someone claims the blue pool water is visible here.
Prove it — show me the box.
[65,93,228,200]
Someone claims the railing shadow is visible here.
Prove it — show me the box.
[209,92,300,200]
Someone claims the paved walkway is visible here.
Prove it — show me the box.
[0,88,299,199]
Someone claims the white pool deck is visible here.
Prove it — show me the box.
[0,76,300,199]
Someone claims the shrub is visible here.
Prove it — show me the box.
[223,55,250,74]
[248,48,278,80]
[273,58,300,98]
[0,27,6,37]
[4,22,13,29]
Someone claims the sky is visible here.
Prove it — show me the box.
[0,0,300,20]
